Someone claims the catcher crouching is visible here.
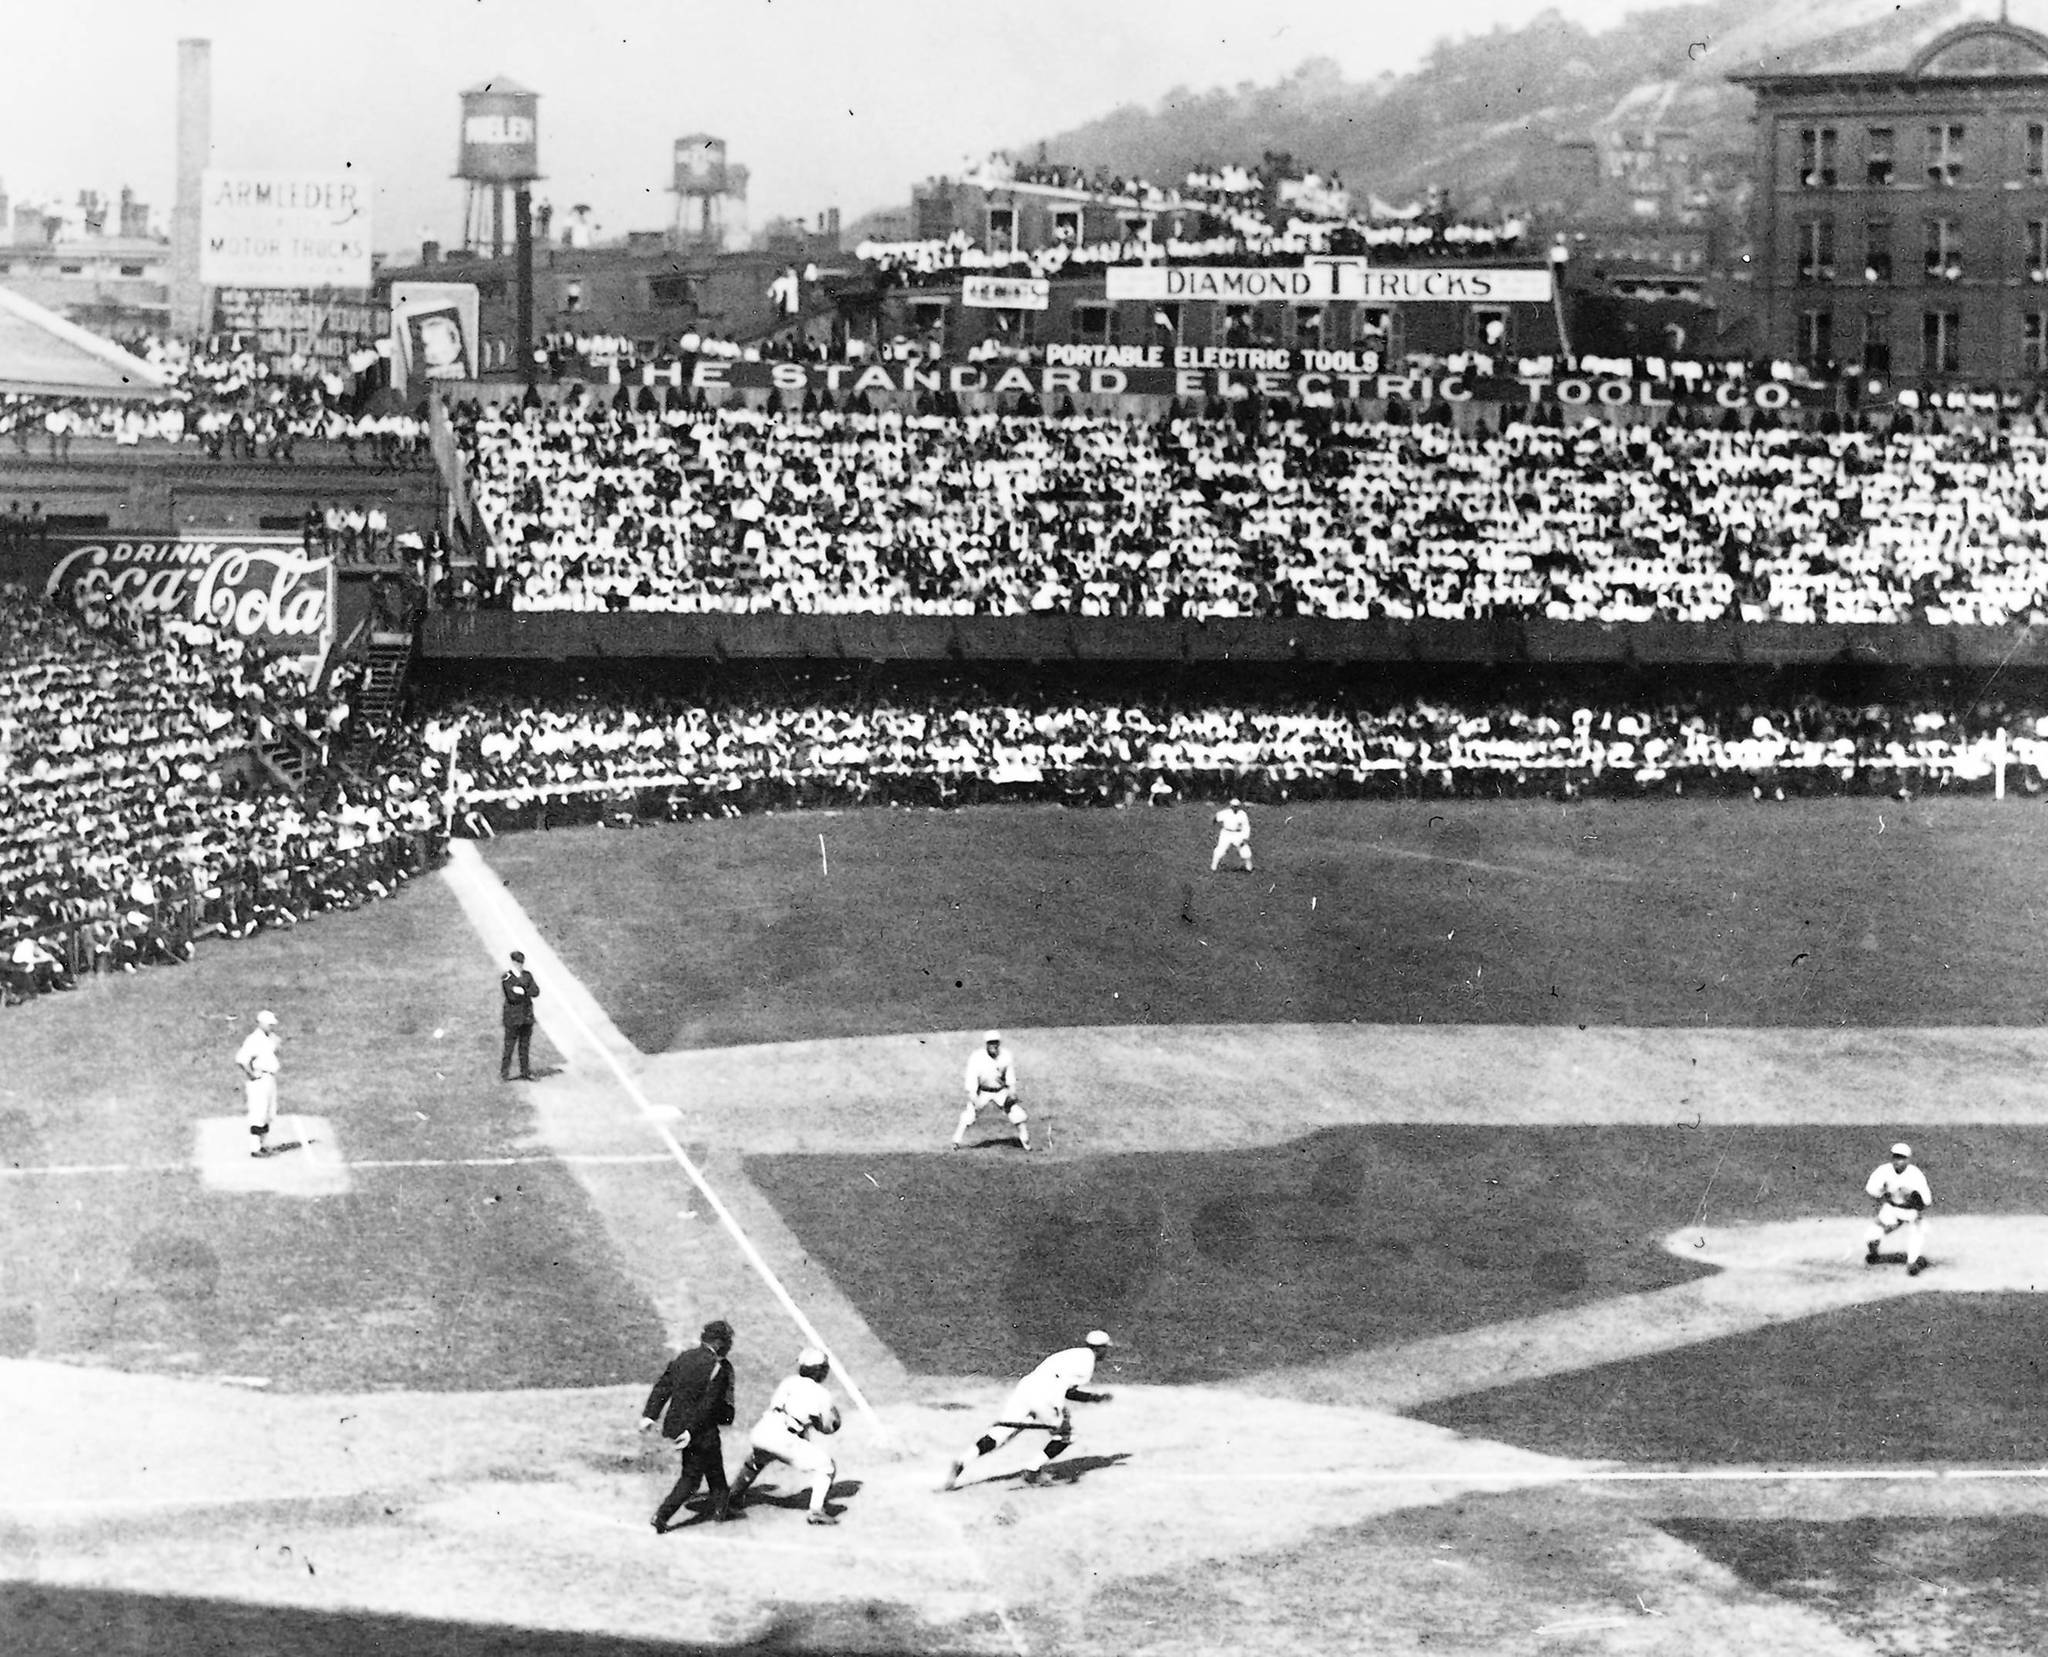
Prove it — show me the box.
[1865,1141,1932,1276]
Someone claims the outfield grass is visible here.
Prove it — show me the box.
[482,798,2048,1052]
[1418,1297,2048,1464]
[1665,1517,2048,1654]
[746,1124,2048,1388]
[0,877,668,1391]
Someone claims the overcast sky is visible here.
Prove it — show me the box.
[7,0,1655,255]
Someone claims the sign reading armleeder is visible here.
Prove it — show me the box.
[200,171,373,291]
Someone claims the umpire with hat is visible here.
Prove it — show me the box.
[640,1319,739,1531]
[499,950,540,1081]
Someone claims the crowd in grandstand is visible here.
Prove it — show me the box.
[428,680,2048,828]
[0,582,442,1004]
[0,338,426,467]
[451,401,2048,625]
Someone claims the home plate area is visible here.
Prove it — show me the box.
[193,1115,350,1195]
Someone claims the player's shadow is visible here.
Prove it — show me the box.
[1013,1452,1130,1487]
[718,1478,864,1519]
[517,1065,565,1082]
[960,1138,1029,1153]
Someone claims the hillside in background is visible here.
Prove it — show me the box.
[847,0,2046,236]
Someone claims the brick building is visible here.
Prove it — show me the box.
[1733,16,2048,389]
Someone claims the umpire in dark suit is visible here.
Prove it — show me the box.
[500,950,539,1080]
[640,1319,738,1531]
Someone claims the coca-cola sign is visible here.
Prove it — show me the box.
[34,537,331,651]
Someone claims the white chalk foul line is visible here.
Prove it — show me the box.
[442,845,1030,1657]
[1143,1465,2048,1486]
[0,1153,676,1178]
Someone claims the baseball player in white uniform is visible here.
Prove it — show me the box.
[943,1330,1112,1490]
[1865,1141,1933,1275]
[236,1010,282,1157]
[723,1348,844,1525]
[1211,799,1253,872]
[953,1030,1029,1151]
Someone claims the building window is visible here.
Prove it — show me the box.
[1866,127,1896,187]
[1924,218,1961,282]
[562,280,584,314]
[986,206,1016,253]
[1797,218,1835,283]
[1071,303,1113,343]
[2030,123,2047,183]
[1862,311,1892,377]
[58,263,83,275]
[2027,313,2048,374]
[1922,310,1961,374]
[1051,208,1082,243]
[1798,309,1833,370]
[1798,126,1838,187]
[1151,302,1182,338]
[909,300,949,343]
[1926,124,1964,186]
[118,263,146,277]
[1294,306,1325,347]
[1472,306,1510,352]
[1864,220,1892,284]
[2031,222,2048,284]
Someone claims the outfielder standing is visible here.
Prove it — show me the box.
[1211,799,1253,872]
[953,1030,1029,1151]
[724,1347,844,1526]
[1865,1141,1933,1276]
[944,1330,1113,1490]
[236,1010,282,1158]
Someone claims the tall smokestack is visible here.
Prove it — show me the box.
[171,38,212,336]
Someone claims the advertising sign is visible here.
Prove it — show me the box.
[200,171,373,290]
[963,275,1051,311]
[390,282,482,392]
[213,289,389,368]
[30,536,332,655]
[1104,265,1553,303]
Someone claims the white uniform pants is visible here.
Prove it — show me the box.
[1866,1202,1927,1264]
[244,1075,277,1133]
[1212,832,1251,869]
[749,1420,834,1512]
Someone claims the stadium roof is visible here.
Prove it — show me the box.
[0,286,174,398]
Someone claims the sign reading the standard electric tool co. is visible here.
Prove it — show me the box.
[36,537,332,653]
[200,171,373,291]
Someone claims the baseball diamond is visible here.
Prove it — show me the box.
[6,799,2048,1657]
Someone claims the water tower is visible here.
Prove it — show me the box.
[457,79,540,257]
[672,134,747,249]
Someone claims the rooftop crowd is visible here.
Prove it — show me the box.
[453,402,2048,625]
[0,582,442,1003]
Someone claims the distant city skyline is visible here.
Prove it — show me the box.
[7,0,1655,257]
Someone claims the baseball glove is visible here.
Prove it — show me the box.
[1896,1191,1925,1211]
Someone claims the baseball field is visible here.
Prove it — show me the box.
[5,795,2048,1655]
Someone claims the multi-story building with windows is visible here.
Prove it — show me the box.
[1734,17,2048,388]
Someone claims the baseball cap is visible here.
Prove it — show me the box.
[797,1346,827,1369]
[1084,1329,1113,1349]
[984,1029,1002,1044]
[1891,1142,1912,1158]
[510,950,526,964]
[256,1010,278,1027]
[700,1319,734,1345]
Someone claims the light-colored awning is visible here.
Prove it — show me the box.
[0,286,177,398]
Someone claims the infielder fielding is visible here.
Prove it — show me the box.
[724,1347,844,1526]
[943,1330,1113,1490]
[1865,1141,1932,1275]
[953,1029,1030,1151]
[1211,799,1253,872]
[235,1010,282,1157]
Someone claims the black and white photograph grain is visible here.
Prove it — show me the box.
[7,0,2048,1652]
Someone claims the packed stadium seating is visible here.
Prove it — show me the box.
[453,403,2048,624]
[427,676,2048,832]
[0,337,427,466]
[0,582,442,1005]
